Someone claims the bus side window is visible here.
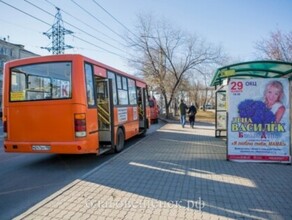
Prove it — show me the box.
[128,78,137,105]
[107,71,117,105]
[85,63,95,106]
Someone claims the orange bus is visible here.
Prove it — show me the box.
[149,96,159,124]
[3,54,150,155]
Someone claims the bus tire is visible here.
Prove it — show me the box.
[115,128,125,153]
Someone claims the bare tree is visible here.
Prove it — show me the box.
[255,29,292,62]
[128,14,224,118]
[194,67,216,111]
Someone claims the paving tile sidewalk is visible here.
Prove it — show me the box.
[16,122,292,220]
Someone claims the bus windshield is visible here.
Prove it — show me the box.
[10,62,72,102]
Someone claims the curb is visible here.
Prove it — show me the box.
[15,133,154,219]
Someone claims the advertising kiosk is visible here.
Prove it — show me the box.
[210,61,292,164]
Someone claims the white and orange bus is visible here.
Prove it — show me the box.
[3,54,150,155]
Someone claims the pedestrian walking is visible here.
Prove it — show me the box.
[188,102,197,128]
[179,99,188,128]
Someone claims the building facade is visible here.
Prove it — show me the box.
[0,38,39,116]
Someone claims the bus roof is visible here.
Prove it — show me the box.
[5,54,147,84]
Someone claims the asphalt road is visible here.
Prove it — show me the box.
[0,120,165,220]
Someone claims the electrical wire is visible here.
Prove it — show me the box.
[70,0,127,42]
[91,0,139,39]
[73,35,124,57]
[0,0,127,58]
[24,0,127,54]
[0,0,51,26]
[44,0,126,47]
[0,17,42,33]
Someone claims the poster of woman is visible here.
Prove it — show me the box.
[227,78,290,163]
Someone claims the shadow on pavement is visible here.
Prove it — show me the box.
[82,125,291,219]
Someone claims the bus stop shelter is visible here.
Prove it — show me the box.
[211,60,292,163]
[210,60,292,138]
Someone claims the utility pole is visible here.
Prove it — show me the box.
[42,7,73,54]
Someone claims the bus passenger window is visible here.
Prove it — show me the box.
[85,63,95,106]
[128,79,137,105]
[117,76,129,105]
[107,71,117,105]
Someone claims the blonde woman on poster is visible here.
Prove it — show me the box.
[263,80,286,123]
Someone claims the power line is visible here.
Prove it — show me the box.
[70,0,127,42]
[73,35,124,57]
[0,17,42,33]
[92,0,139,39]
[0,0,127,59]
[45,0,126,47]
[24,0,55,18]
[65,19,127,54]
[0,0,51,26]
[26,0,127,53]
[24,0,127,55]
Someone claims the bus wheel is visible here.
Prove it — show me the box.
[115,128,125,153]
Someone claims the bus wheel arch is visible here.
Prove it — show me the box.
[115,127,125,153]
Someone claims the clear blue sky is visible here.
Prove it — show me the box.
[1,0,291,74]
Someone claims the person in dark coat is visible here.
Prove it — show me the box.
[188,102,197,128]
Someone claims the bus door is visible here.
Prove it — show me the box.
[137,87,149,133]
[95,79,114,154]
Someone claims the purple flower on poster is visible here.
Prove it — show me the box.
[238,99,275,124]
